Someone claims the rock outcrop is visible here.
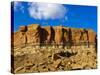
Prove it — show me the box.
[26,24,40,45]
[11,24,97,73]
[41,26,52,44]
[54,26,63,45]
[12,24,96,48]
[12,31,26,47]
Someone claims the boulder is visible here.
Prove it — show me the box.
[52,59,61,68]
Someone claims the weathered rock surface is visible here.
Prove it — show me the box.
[12,24,96,47]
[54,26,63,45]
[41,26,51,43]
[12,32,26,47]
[26,24,40,45]
[62,27,70,44]
[11,24,97,74]
[12,46,97,73]
[88,29,96,43]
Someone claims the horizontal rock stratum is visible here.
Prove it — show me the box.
[12,24,97,47]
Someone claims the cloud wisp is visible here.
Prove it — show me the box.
[28,2,68,20]
[13,2,24,13]
[13,2,68,20]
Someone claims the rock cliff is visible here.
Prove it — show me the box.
[12,24,96,48]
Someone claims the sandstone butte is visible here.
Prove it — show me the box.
[11,24,97,48]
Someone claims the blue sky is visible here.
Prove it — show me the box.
[11,2,97,33]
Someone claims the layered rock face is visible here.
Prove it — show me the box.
[26,24,40,45]
[12,24,96,48]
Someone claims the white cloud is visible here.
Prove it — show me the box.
[13,2,24,13]
[28,3,68,20]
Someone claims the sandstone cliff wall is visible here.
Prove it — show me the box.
[12,24,96,47]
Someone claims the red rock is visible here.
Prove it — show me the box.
[19,26,27,32]
[54,26,63,45]
[63,27,70,44]
[27,24,40,31]
[12,24,97,48]
[88,29,96,43]
[70,28,80,45]
[12,32,26,47]
[41,26,51,43]
[26,24,40,45]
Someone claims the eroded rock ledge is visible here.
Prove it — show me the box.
[12,24,97,48]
